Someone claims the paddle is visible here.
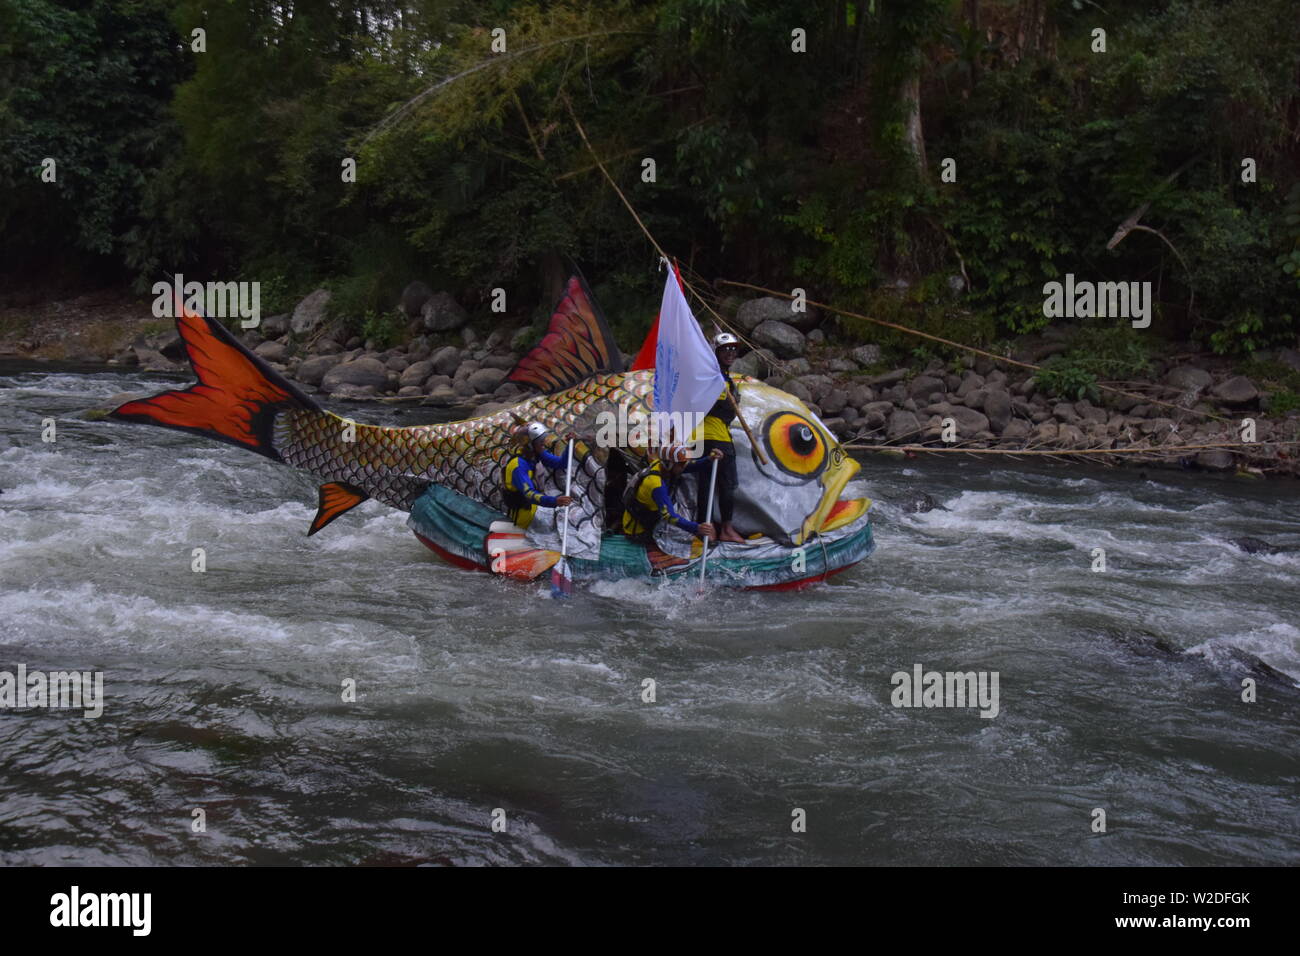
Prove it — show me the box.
[550,437,576,598]
[697,454,719,590]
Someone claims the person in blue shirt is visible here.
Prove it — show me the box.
[501,422,575,529]
[622,443,720,546]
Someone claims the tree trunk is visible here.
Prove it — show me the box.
[900,74,926,175]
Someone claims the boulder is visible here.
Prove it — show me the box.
[1032,420,1059,443]
[794,374,834,402]
[1195,449,1235,471]
[430,345,463,377]
[1165,365,1213,391]
[400,281,433,318]
[385,355,409,372]
[399,360,435,389]
[479,353,517,371]
[1001,419,1030,442]
[421,292,470,332]
[820,389,849,416]
[131,346,178,371]
[398,386,423,398]
[848,384,875,409]
[826,358,858,373]
[782,357,812,376]
[867,368,908,387]
[732,348,773,378]
[466,367,508,394]
[862,402,895,429]
[254,341,288,363]
[737,296,820,333]
[887,410,921,441]
[453,359,481,381]
[290,289,331,335]
[931,403,989,437]
[1074,400,1107,425]
[322,358,389,392]
[461,326,479,347]
[259,314,291,338]
[983,388,1012,433]
[1212,376,1258,407]
[296,355,342,386]
[1057,423,1086,447]
[851,345,882,368]
[315,339,343,355]
[752,319,806,358]
[783,379,814,403]
[907,375,946,401]
[807,329,825,345]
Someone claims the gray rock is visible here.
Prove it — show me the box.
[296,355,342,386]
[848,384,875,408]
[1033,420,1059,442]
[851,344,882,368]
[466,367,507,393]
[290,289,331,335]
[453,360,481,381]
[820,389,849,416]
[826,358,858,373]
[1053,402,1081,424]
[1196,449,1236,471]
[1165,365,1213,391]
[315,339,343,355]
[752,320,806,358]
[1001,419,1030,441]
[732,348,773,378]
[794,374,834,402]
[254,341,288,363]
[420,292,470,332]
[863,402,896,429]
[1277,347,1300,372]
[385,355,410,372]
[962,388,988,409]
[260,313,291,338]
[908,375,946,400]
[983,388,1012,433]
[480,353,517,371]
[400,281,434,318]
[399,360,435,389]
[461,326,479,347]
[1212,376,1258,406]
[737,296,820,333]
[1074,401,1107,425]
[1057,423,1085,447]
[868,368,909,387]
[887,410,921,441]
[932,404,989,437]
[783,357,812,376]
[131,347,178,371]
[430,345,463,377]
[807,329,825,345]
[783,379,814,403]
[322,358,389,392]
[398,386,423,397]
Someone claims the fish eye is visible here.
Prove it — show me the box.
[763,412,827,479]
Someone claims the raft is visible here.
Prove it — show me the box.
[407,484,875,591]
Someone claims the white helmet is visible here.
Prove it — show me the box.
[713,332,739,348]
[523,421,549,441]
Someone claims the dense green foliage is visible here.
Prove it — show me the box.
[2,0,1297,354]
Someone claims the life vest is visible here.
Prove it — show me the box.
[622,460,672,535]
[500,454,533,517]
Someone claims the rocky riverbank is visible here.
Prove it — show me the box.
[5,286,1299,477]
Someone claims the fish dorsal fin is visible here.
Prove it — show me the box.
[508,274,625,393]
[309,482,369,536]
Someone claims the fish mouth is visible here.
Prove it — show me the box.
[796,446,861,545]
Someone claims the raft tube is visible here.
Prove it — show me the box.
[407,485,874,590]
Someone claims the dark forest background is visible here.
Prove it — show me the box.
[2,0,1298,362]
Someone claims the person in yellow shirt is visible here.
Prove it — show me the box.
[693,333,746,543]
[622,444,719,547]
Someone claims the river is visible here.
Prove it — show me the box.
[1,362,1297,865]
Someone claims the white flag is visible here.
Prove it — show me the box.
[652,266,724,445]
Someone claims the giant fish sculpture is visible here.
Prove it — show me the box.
[111,276,874,589]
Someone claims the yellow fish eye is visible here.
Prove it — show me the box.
[763,412,827,478]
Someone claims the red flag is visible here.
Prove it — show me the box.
[630,313,659,371]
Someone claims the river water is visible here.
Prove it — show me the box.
[1,362,1297,866]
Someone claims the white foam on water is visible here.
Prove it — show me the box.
[1186,622,1300,685]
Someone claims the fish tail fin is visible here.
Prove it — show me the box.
[110,301,320,461]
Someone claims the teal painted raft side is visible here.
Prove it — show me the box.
[407,485,874,589]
